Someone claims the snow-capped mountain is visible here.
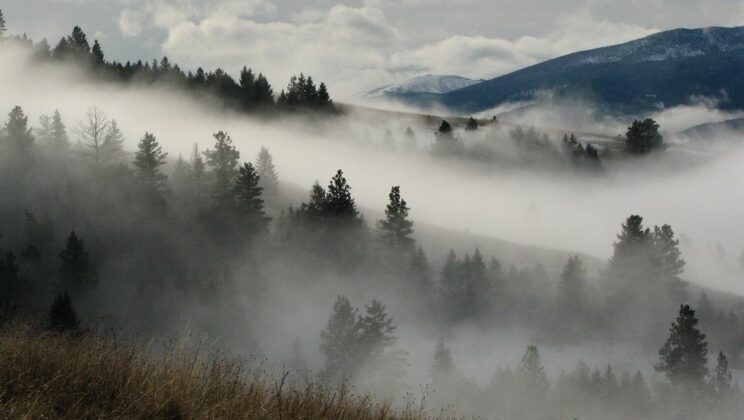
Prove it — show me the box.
[364,74,480,97]
[438,26,744,114]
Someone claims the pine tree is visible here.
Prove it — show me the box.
[466,117,478,131]
[59,231,92,292]
[656,304,708,388]
[3,106,34,159]
[712,351,732,397]
[48,292,79,332]
[358,300,397,360]
[232,162,271,233]
[320,296,360,379]
[0,9,6,36]
[652,224,686,281]
[204,131,240,206]
[626,118,663,154]
[239,66,256,107]
[255,146,279,195]
[91,40,104,64]
[133,132,168,201]
[378,186,414,250]
[51,110,69,149]
[518,345,550,393]
[432,120,462,155]
[326,170,359,222]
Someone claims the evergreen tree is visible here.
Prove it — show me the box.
[517,345,550,393]
[239,66,256,107]
[255,146,279,195]
[466,117,478,131]
[656,304,708,388]
[133,132,168,201]
[432,120,463,155]
[652,224,686,281]
[712,351,732,397]
[204,131,240,206]
[320,295,360,379]
[48,292,79,332]
[358,300,397,361]
[3,106,34,159]
[91,40,104,64]
[59,231,92,292]
[232,162,271,233]
[378,186,415,250]
[51,110,69,149]
[253,73,274,106]
[0,9,6,37]
[326,170,359,223]
[626,118,663,153]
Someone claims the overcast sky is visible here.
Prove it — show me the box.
[3,0,743,97]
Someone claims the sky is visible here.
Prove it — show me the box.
[3,0,744,98]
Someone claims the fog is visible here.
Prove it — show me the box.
[2,43,744,418]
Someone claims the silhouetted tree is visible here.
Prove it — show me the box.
[91,39,104,64]
[326,170,359,224]
[0,9,6,36]
[466,117,478,131]
[204,131,240,206]
[378,186,414,251]
[48,292,79,332]
[656,304,708,388]
[133,132,168,203]
[59,231,92,292]
[232,162,271,234]
[626,118,663,153]
[433,120,463,155]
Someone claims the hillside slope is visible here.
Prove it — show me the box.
[440,26,744,114]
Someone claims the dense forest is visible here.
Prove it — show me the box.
[4,23,333,115]
[1,10,744,419]
[0,102,743,418]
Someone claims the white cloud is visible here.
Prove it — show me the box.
[392,11,656,80]
[118,2,656,98]
[118,9,145,38]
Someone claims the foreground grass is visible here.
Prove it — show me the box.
[0,324,429,419]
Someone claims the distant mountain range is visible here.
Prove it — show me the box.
[363,74,481,104]
[374,26,744,115]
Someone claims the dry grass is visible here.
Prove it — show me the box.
[0,324,432,419]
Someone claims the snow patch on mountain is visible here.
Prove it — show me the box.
[365,74,481,97]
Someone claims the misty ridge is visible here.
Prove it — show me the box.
[2,15,744,420]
